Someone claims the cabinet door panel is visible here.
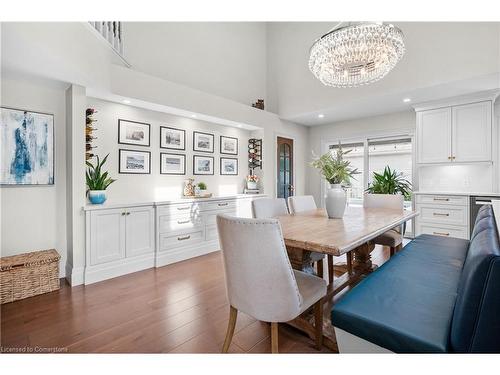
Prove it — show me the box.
[90,209,126,265]
[452,101,492,162]
[126,206,154,257]
[417,108,452,163]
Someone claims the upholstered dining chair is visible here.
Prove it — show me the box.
[217,214,327,353]
[364,193,404,257]
[287,195,334,283]
[252,197,289,218]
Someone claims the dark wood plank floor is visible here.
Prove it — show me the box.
[1,245,394,353]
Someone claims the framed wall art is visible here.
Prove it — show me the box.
[193,131,214,153]
[160,153,186,175]
[160,126,185,150]
[119,149,151,174]
[220,135,238,155]
[118,119,150,147]
[220,157,238,175]
[193,155,214,175]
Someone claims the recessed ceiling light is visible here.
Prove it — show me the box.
[318,114,325,118]
[237,124,243,128]
[191,114,197,118]
[403,98,411,103]
[122,99,131,104]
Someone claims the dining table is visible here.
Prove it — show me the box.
[277,206,418,351]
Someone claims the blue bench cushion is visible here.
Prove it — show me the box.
[332,234,469,353]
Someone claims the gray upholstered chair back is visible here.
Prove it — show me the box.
[288,195,317,214]
[252,198,288,218]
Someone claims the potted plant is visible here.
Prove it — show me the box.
[197,182,208,196]
[246,174,259,190]
[311,144,359,218]
[366,166,412,199]
[86,154,116,204]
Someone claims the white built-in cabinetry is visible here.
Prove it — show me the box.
[84,195,262,284]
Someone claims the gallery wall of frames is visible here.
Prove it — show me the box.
[87,97,251,203]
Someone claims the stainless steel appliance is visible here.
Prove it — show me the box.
[470,195,500,235]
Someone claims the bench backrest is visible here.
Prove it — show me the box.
[450,205,500,352]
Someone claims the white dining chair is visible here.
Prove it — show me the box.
[287,195,334,283]
[252,197,288,218]
[364,193,404,256]
[217,214,327,353]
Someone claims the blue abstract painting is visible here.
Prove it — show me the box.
[1,107,54,185]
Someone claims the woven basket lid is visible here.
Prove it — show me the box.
[0,249,60,271]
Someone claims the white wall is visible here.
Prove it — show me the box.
[307,111,416,204]
[123,22,267,108]
[87,98,253,203]
[1,76,68,277]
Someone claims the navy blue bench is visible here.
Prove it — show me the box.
[331,205,500,353]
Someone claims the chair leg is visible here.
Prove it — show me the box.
[271,322,279,353]
[396,243,403,252]
[390,247,395,257]
[314,299,323,350]
[327,255,334,284]
[222,306,238,353]
[346,252,353,275]
[316,258,324,278]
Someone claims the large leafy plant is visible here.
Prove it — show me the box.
[366,166,412,200]
[86,154,116,191]
[311,143,360,185]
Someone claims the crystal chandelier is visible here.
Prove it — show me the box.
[309,22,405,88]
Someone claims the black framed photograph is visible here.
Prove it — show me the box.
[1,107,55,185]
[220,135,238,155]
[220,157,238,175]
[119,149,151,174]
[160,126,185,150]
[118,119,151,147]
[160,153,186,175]
[193,155,214,175]
[193,131,214,153]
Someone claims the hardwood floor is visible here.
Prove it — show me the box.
[1,245,395,353]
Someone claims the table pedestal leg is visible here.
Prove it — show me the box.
[286,246,316,275]
[352,241,377,274]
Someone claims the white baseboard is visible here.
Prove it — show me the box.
[155,241,219,268]
[84,253,155,285]
[334,327,393,353]
[65,264,85,286]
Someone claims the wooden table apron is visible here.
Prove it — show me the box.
[277,207,418,351]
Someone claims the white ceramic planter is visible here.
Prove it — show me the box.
[325,184,346,218]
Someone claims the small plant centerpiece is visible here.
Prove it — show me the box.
[197,182,208,196]
[246,174,259,190]
[86,154,116,204]
[366,166,412,200]
[311,143,359,218]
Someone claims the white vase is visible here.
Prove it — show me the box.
[247,181,258,190]
[325,184,346,219]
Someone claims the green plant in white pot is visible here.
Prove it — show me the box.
[311,144,359,218]
[86,154,116,204]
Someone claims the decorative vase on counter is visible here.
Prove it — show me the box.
[247,181,258,190]
[88,190,107,204]
[325,184,346,219]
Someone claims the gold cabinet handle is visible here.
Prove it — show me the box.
[177,220,190,224]
[177,235,191,241]
[433,212,450,217]
[433,231,450,236]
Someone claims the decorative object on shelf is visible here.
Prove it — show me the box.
[118,119,151,147]
[183,178,195,197]
[193,131,214,153]
[246,174,259,190]
[196,182,208,196]
[220,157,238,175]
[248,138,262,172]
[119,149,151,174]
[366,166,412,200]
[220,135,238,155]
[309,22,405,88]
[251,99,265,110]
[86,108,97,161]
[160,126,185,150]
[1,107,54,185]
[160,153,186,175]
[86,153,116,204]
[193,155,214,175]
[311,143,360,218]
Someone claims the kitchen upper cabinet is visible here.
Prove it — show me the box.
[452,101,492,162]
[417,107,452,164]
[125,206,155,258]
[416,100,493,164]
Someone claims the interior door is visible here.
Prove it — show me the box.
[277,137,294,199]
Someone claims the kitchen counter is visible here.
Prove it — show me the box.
[413,191,500,197]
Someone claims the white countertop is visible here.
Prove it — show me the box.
[83,194,267,211]
[491,201,500,227]
[413,191,500,197]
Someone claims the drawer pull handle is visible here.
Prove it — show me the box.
[126,212,130,216]
[177,235,191,241]
[177,220,190,224]
[121,212,126,216]
[218,203,229,207]
[177,207,190,210]
[433,198,450,201]
[433,231,450,236]
[433,212,450,217]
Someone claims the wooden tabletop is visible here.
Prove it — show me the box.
[278,207,418,256]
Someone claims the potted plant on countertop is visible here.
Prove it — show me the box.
[197,182,208,196]
[311,144,359,218]
[246,174,259,190]
[86,154,116,204]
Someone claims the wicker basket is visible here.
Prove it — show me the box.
[0,249,61,304]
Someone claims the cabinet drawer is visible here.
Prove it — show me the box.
[416,195,468,206]
[204,209,237,226]
[417,223,469,240]
[201,200,236,212]
[158,215,203,234]
[418,204,468,226]
[157,203,200,218]
[159,229,205,251]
